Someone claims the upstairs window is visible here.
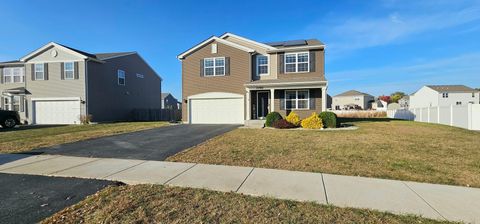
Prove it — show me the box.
[204,57,225,76]
[64,62,74,79]
[34,63,45,80]
[256,55,269,76]
[285,52,309,73]
[442,92,448,98]
[456,101,462,105]
[118,70,126,86]
[3,67,24,83]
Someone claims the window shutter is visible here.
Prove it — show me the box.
[0,68,3,84]
[74,62,79,79]
[200,59,204,77]
[279,91,285,110]
[309,51,316,72]
[225,57,230,76]
[20,96,25,112]
[278,53,284,74]
[31,64,35,81]
[309,90,315,110]
[60,63,65,80]
[44,63,49,80]
[251,55,257,77]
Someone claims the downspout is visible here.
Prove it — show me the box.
[85,59,89,117]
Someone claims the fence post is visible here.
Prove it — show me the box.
[419,108,423,122]
[450,105,454,126]
[437,106,440,124]
[427,107,431,123]
[468,104,472,130]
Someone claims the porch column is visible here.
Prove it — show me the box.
[246,88,251,120]
[270,88,275,112]
[322,86,327,111]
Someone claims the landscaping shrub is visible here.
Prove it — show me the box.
[301,112,323,129]
[272,119,297,129]
[285,112,301,126]
[319,111,337,128]
[265,112,282,127]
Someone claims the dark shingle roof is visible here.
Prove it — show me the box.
[264,39,324,48]
[334,90,373,97]
[0,60,24,65]
[58,43,98,59]
[95,52,136,60]
[426,85,476,93]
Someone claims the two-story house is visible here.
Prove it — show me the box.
[410,85,479,109]
[178,33,327,124]
[0,42,162,124]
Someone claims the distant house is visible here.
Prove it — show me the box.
[371,98,388,111]
[398,96,409,108]
[0,42,162,124]
[161,93,179,110]
[410,85,479,109]
[332,90,375,110]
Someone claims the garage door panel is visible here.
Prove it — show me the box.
[34,100,81,124]
[190,98,244,124]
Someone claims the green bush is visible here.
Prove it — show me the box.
[265,112,282,127]
[319,111,337,128]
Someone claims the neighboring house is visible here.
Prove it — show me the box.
[371,99,388,111]
[178,33,327,124]
[0,42,162,124]
[332,90,374,110]
[161,93,179,109]
[398,95,409,108]
[409,85,479,109]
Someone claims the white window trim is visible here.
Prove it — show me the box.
[284,52,310,74]
[204,57,225,77]
[284,89,310,110]
[118,69,126,86]
[256,55,269,76]
[34,63,45,80]
[3,67,25,83]
[64,62,75,80]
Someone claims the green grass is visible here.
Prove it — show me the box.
[0,122,168,153]
[42,185,452,224]
[169,119,480,187]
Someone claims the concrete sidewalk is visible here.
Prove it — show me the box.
[1,154,479,223]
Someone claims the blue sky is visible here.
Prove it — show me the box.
[1,0,479,98]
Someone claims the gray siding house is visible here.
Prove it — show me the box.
[0,42,162,124]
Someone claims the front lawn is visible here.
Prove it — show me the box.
[42,185,450,224]
[0,122,168,153]
[168,119,480,187]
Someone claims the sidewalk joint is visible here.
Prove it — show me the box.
[402,181,446,220]
[163,163,198,185]
[321,173,329,204]
[0,155,61,171]
[102,160,149,179]
[235,167,255,192]
[49,158,103,175]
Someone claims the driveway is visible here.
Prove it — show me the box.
[0,173,117,224]
[34,124,238,161]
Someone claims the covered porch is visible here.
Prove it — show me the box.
[1,87,29,122]
[244,78,327,121]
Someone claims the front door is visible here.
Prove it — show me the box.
[257,91,269,119]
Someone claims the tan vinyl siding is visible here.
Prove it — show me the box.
[27,45,83,62]
[87,54,161,122]
[181,40,251,121]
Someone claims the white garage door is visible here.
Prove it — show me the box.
[189,93,244,124]
[33,100,81,124]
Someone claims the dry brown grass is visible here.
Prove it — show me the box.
[336,111,387,118]
[169,119,480,187]
[0,122,168,153]
[42,185,450,224]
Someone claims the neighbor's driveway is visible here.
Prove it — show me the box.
[34,124,238,161]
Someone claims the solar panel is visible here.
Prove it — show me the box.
[265,41,285,46]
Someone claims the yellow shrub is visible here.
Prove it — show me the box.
[301,112,323,129]
[286,112,301,126]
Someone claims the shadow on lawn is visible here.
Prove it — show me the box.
[0,125,65,133]
[338,117,397,124]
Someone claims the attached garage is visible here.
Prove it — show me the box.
[188,92,244,124]
[32,98,81,124]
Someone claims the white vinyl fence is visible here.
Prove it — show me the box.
[387,104,480,131]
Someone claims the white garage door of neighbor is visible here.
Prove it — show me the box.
[34,100,81,124]
[190,98,244,124]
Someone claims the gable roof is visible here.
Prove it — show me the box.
[95,52,136,60]
[219,32,277,50]
[265,39,325,48]
[177,36,255,60]
[426,85,477,93]
[334,90,373,97]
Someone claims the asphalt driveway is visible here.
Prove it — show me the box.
[0,173,117,224]
[34,124,238,161]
